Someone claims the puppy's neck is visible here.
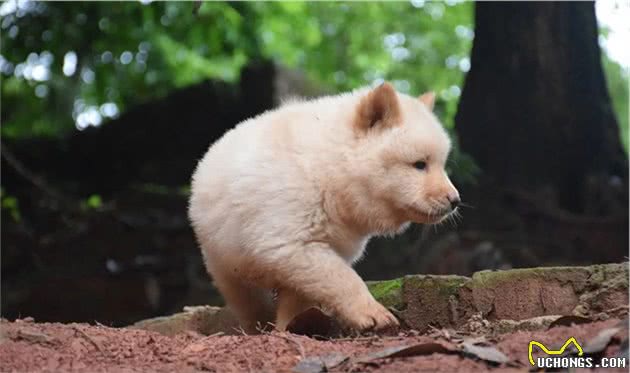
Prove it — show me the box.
[323,179,410,239]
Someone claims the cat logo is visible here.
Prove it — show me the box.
[528,337,583,366]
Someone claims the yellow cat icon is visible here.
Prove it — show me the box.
[528,337,584,366]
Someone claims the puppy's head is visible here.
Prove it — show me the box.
[349,82,460,229]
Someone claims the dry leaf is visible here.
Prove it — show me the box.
[583,327,621,354]
[293,353,348,373]
[548,315,592,329]
[354,342,456,363]
[461,341,509,364]
[615,338,628,359]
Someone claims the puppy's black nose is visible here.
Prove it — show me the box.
[449,197,460,210]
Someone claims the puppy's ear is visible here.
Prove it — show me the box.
[354,82,401,134]
[418,91,435,111]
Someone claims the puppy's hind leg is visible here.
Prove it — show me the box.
[212,269,275,334]
[275,289,315,331]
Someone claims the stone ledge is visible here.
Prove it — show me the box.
[130,306,238,337]
[131,262,628,336]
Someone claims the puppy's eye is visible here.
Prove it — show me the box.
[414,161,427,170]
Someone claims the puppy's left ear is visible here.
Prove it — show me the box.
[354,82,402,134]
[419,92,435,111]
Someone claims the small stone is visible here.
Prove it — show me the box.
[574,305,589,316]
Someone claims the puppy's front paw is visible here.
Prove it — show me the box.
[336,297,399,331]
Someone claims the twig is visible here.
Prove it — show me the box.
[1,142,62,198]
[275,333,306,358]
[604,305,630,318]
[0,141,119,216]
[192,0,202,15]
[233,326,249,336]
[330,335,382,342]
[254,321,275,334]
[73,326,106,355]
[15,329,55,344]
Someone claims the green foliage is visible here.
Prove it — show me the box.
[132,183,191,197]
[602,55,629,152]
[1,1,258,137]
[1,187,21,222]
[367,278,405,309]
[82,194,103,210]
[1,1,473,139]
[1,0,627,157]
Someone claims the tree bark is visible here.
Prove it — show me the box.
[455,2,627,215]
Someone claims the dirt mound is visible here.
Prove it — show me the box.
[1,317,627,372]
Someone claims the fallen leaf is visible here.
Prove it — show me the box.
[583,327,621,354]
[461,341,509,364]
[354,342,456,363]
[615,338,628,359]
[548,315,592,329]
[293,353,348,373]
[293,358,324,373]
[15,328,56,345]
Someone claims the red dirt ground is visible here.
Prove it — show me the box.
[1,317,627,372]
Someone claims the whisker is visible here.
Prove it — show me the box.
[448,212,458,229]
[427,205,437,233]
[455,211,463,225]
[446,214,454,229]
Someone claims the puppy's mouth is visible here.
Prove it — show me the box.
[407,205,452,224]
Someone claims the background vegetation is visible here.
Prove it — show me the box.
[4,1,625,143]
[1,1,627,326]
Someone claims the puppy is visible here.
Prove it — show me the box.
[189,82,460,333]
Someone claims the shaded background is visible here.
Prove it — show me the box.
[1,1,628,326]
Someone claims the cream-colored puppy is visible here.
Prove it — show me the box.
[189,82,460,333]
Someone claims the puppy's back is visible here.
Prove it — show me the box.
[188,107,325,259]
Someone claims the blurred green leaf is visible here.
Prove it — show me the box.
[1,194,21,222]
[84,194,103,210]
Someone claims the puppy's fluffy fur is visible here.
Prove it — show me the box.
[189,83,459,332]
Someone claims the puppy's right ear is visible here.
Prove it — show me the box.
[418,91,435,111]
[354,82,402,135]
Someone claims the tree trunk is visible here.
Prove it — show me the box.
[455,2,627,216]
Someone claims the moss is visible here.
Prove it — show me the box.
[399,275,469,331]
[587,263,628,287]
[404,275,468,297]
[468,263,627,292]
[438,276,468,296]
[469,266,591,290]
[367,278,405,309]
